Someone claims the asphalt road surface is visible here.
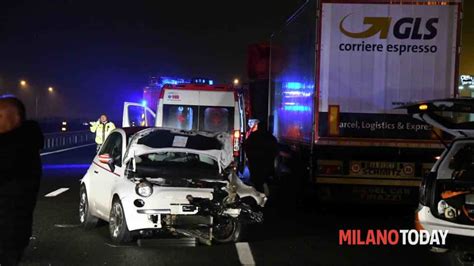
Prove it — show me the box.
[17,145,467,265]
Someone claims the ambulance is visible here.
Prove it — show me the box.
[123,78,247,162]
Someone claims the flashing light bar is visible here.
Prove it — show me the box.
[150,76,218,87]
[160,77,188,85]
[191,77,214,85]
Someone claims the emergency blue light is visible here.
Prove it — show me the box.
[159,77,188,85]
[191,77,214,85]
[283,105,311,112]
[161,78,178,85]
[0,94,16,99]
[285,82,303,90]
[142,100,147,106]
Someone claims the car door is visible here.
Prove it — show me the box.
[122,102,156,127]
[91,132,125,218]
[401,99,474,210]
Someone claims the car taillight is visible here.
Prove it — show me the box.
[232,130,241,157]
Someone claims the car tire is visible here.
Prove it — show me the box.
[109,198,133,244]
[79,186,99,229]
[212,217,244,244]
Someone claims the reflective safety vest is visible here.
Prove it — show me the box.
[90,121,116,144]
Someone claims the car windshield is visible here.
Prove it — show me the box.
[134,151,220,179]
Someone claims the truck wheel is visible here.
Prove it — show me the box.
[212,217,243,243]
[79,186,98,229]
[109,198,132,243]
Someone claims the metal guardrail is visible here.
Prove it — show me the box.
[43,130,94,151]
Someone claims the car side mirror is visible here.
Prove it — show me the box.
[99,154,115,172]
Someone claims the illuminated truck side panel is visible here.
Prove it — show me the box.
[269,0,462,203]
[317,1,460,140]
[272,0,461,143]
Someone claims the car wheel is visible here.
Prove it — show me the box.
[212,217,243,243]
[79,186,98,229]
[109,198,132,243]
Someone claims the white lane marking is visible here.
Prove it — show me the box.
[40,143,95,156]
[44,188,70,197]
[54,224,81,228]
[105,243,136,248]
[235,242,256,266]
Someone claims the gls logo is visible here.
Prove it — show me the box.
[339,14,439,40]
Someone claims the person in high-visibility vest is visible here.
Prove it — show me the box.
[90,114,115,151]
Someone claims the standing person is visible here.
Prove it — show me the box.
[90,114,115,151]
[0,96,43,266]
[244,121,278,193]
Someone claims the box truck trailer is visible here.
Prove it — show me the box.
[269,0,463,203]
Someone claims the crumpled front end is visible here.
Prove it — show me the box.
[121,187,214,232]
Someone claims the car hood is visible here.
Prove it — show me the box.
[124,128,233,170]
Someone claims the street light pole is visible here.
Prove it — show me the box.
[20,81,56,119]
[35,95,39,118]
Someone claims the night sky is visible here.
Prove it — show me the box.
[0,0,472,121]
[0,0,302,120]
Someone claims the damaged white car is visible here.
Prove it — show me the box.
[79,127,266,244]
[403,99,474,251]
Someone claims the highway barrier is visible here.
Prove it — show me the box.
[43,130,94,151]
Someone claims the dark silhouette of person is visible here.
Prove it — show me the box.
[244,121,278,193]
[0,96,43,266]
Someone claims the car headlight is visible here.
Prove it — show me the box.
[136,181,153,197]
